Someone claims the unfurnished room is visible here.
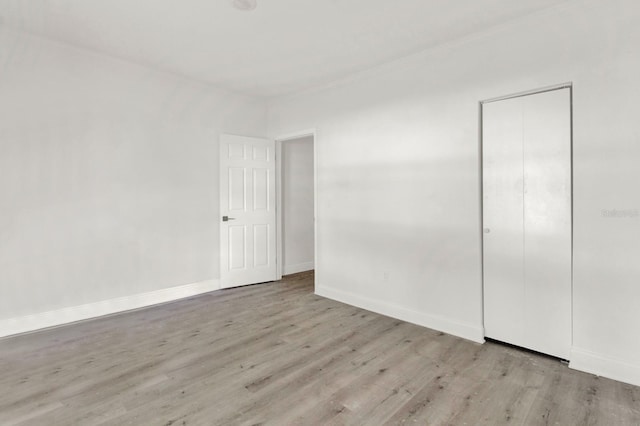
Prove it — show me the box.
[1,0,640,424]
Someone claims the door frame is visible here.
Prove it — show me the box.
[478,82,574,343]
[274,129,318,281]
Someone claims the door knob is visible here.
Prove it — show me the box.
[222,216,236,222]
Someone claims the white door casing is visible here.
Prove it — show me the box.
[482,87,572,359]
[220,134,277,288]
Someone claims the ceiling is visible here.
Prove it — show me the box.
[0,0,570,98]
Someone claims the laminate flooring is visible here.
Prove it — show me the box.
[1,271,639,425]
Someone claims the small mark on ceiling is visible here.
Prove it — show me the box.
[232,0,257,11]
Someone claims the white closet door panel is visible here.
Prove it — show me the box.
[523,89,572,359]
[483,87,571,359]
[482,96,525,345]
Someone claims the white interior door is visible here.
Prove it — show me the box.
[220,134,277,289]
[482,88,572,359]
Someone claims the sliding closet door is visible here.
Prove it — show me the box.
[483,88,571,359]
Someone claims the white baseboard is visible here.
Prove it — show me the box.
[284,261,314,275]
[0,279,220,339]
[570,347,640,387]
[315,284,485,344]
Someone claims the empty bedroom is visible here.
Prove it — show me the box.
[1,0,639,424]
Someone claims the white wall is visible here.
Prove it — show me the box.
[268,0,640,386]
[0,28,267,332]
[281,136,314,275]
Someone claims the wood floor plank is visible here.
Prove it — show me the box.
[1,270,639,425]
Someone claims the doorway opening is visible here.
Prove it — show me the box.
[276,131,316,284]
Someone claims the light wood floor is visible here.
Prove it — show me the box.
[1,271,639,425]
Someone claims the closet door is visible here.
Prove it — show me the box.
[482,95,526,347]
[482,88,571,359]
